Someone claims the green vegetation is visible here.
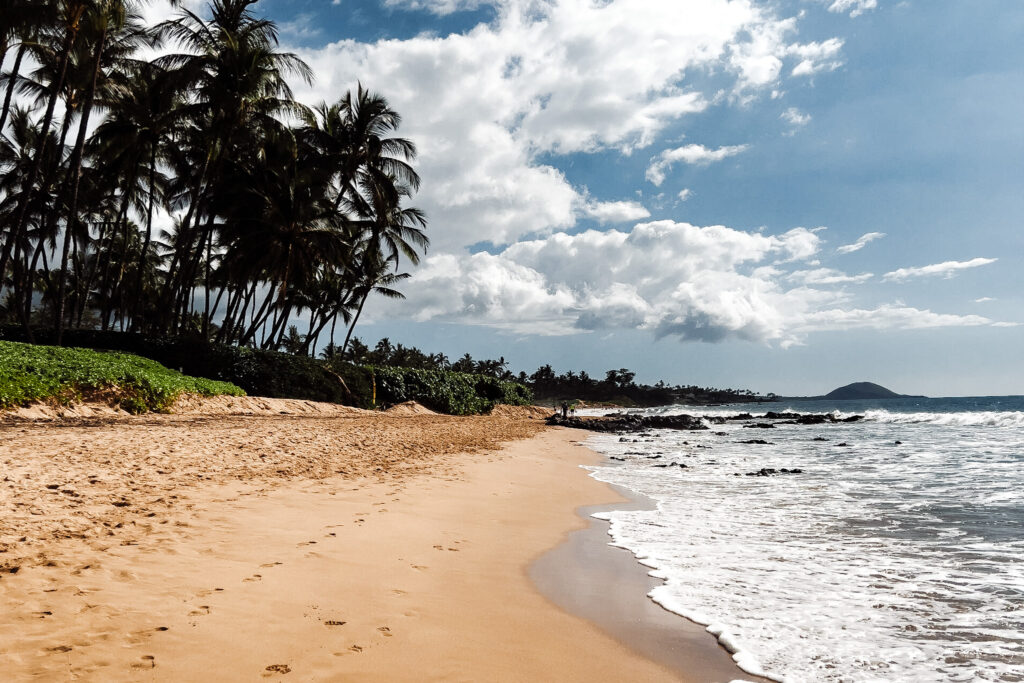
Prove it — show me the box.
[331,337,768,407]
[363,366,532,416]
[0,329,533,414]
[1,0,425,357]
[0,340,244,413]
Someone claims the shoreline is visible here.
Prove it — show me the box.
[1,409,717,681]
[530,476,758,683]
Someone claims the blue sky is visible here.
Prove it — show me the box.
[178,0,1023,396]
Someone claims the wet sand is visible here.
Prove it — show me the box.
[0,402,744,680]
[532,484,766,682]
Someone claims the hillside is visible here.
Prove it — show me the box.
[824,382,916,400]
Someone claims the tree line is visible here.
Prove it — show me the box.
[0,0,426,354]
[329,337,770,406]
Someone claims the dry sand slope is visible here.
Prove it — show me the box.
[0,400,695,682]
[0,399,547,573]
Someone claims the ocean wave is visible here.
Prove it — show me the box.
[858,409,1024,427]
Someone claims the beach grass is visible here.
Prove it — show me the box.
[0,340,244,414]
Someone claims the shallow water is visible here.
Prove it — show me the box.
[582,397,1024,682]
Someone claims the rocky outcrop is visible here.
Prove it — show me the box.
[546,413,707,432]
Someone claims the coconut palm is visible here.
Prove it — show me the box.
[152,0,312,331]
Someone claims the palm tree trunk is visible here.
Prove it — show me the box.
[98,192,131,330]
[341,288,370,355]
[0,15,78,301]
[56,23,107,345]
[0,42,26,135]
[129,144,157,331]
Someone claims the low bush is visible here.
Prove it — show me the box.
[0,340,244,413]
[367,366,532,415]
[0,327,533,414]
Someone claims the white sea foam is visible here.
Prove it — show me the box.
[583,398,1024,682]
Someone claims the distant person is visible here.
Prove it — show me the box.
[569,403,577,417]
[561,401,568,418]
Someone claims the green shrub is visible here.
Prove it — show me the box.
[0,327,533,415]
[0,340,244,413]
[367,366,532,415]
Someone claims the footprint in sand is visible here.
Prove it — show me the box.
[47,645,73,653]
[131,655,156,669]
[264,663,291,674]
[377,626,392,637]
[410,564,428,571]
[259,562,283,568]
[297,540,317,547]
[243,574,262,582]
[188,605,211,616]
[324,620,346,627]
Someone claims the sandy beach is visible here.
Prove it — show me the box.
[0,400,742,681]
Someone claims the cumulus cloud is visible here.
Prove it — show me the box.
[579,200,651,224]
[787,38,844,76]
[825,0,878,18]
[290,0,847,249]
[372,219,1007,344]
[645,144,750,186]
[883,257,998,282]
[836,231,885,254]
[677,188,693,202]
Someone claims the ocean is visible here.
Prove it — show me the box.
[579,397,1024,682]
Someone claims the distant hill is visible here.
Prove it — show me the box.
[780,382,925,401]
[824,382,921,400]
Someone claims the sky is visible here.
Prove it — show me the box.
[153,0,1022,396]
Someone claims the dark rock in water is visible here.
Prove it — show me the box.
[745,467,803,477]
[653,463,669,468]
[609,456,625,461]
[739,439,773,445]
[714,432,729,436]
[744,423,776,429]
[894,440,903,445]
[547,414,708,433]
[812,437,828,442]
[727,413,755,421]
[836,442,851,447]
[647,454,662,459]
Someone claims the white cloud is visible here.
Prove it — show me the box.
[781,107,811,127]
[836,231,885,254]
[579,200,651,224]
[883,257,998,282]
[825,0,878,18]
[786,38,844,77]
[788,268,872,285]
[377,220,1004,343]
[291,0,846,249]
[975,297,995,303]
[798,305,992,332]
[645,144,749,186]
[677,188,693,202]
[382,0,490,14]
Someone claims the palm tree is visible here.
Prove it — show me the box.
[214,128,349,349]
[153,0,312,331]
[89,59,183,329]
[55,0,150,343]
